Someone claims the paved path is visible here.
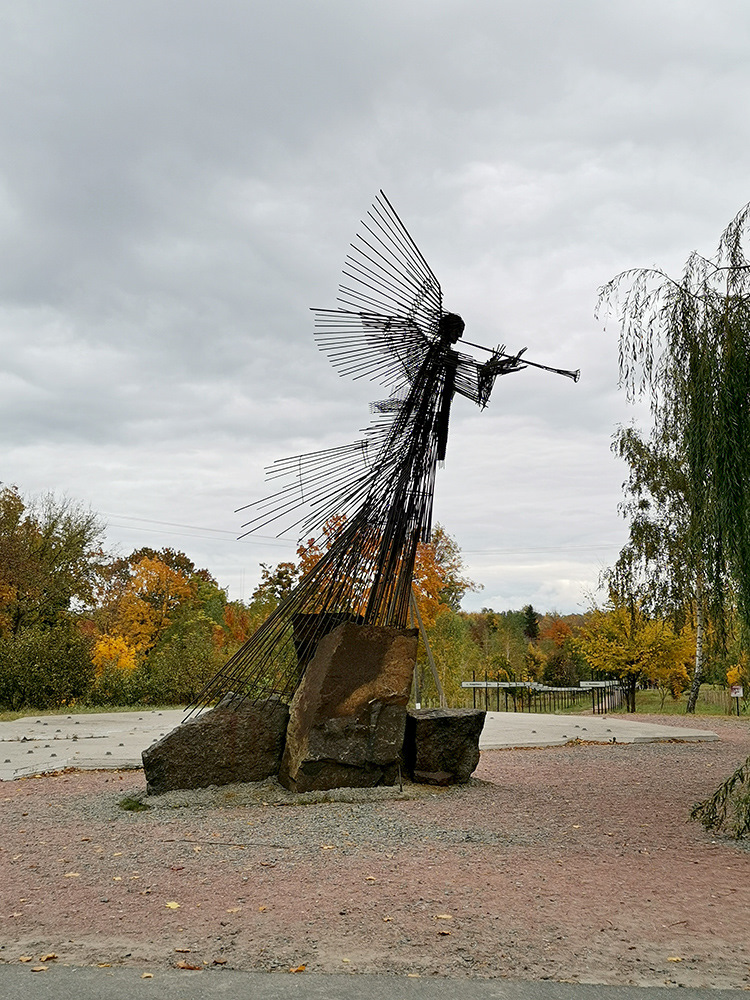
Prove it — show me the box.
[0,709,718,781]
[0,966,746,1000]
[478,711,718,749]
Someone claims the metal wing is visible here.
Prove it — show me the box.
[312,191,442,390]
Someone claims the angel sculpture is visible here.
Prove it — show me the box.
[193,192,579,708]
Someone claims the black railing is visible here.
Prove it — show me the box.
[462,675,623,715]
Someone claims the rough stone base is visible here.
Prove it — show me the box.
[291,611,362,670]
[142,696,289,795]
[403,707,486,785]
[279,622,417,792]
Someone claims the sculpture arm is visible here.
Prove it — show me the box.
[454,350,527,407]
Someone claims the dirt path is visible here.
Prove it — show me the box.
[1,714,749,988]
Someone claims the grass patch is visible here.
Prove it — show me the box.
[608,688,745,717]
[118,795,151,812]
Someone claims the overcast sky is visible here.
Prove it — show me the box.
[2,0,750,613]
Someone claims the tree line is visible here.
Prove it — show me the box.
[5,482,743,713]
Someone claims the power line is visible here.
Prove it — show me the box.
[99,511,619,558]
[99,512,296,548]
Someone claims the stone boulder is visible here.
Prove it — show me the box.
[279,623,417,792]
[291,610,361,670]
[142,696,289,795]
[403,707,486,785]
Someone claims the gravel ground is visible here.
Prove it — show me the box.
[1,713,749,989]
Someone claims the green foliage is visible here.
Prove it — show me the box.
[118,795,151,812]
[522,604,540,640]
[0,623,94,710]
[251,561,300,606]
[575,598,693,712]
[0,485,105,636]
[147,610,224,704]
[691,754,750,839]
[417,607,480,706]
[598,203,750,680]
[607,425,697,620]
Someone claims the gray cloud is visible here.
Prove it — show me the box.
[2,0,749,610]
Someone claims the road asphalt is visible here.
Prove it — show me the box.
[1,967,748,1000]
[0,709,718,781]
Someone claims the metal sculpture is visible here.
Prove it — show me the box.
[193,192,579,709]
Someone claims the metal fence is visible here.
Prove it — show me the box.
[462,675,623,715]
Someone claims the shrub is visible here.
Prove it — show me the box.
[0,623,94,710]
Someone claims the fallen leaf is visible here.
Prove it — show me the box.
[668,956,683,962]
[226,907,241,913]
[382,916,393,922]
[97,963,112,968]
[407,973,420,978]
[113,852,122,857]
[438,930,451,936]
[165,901,180,909]
[258,906,267,912]
[435,914,453,920]
[193,846,201,853]
[342,958,351,963]
[572,824,580,829]
[19,956,33,963]
[64,872,80,878]
[40,953,57,961]
[141,973,153,979]
[175,948,191,953]
[175,960,202,970]
[365,876,377,881]
[170,866,184,872]
[112,877,122,882]
[320,844,336,850]
[289,964,307,973]
[31,966,47,973]
[213,958,227,965]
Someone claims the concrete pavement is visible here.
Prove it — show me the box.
[478,711,719,749]
[0,967,747,1000]
[0,709,718,781]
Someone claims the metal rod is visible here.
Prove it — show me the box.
[460,338,580,382]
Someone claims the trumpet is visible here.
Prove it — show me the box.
[461,338,580,382]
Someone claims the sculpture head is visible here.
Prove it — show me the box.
[438,312,465,344]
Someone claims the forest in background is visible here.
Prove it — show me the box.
[1,482,745,715]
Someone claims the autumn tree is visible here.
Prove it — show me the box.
[538,614,586,686]
[88,547,229,705]
[576,598,694,712]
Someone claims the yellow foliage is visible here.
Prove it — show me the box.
[113,556,194,653]
[577,599,693,681]
[92,634,138,675]
[413,540,447,629]
[523,642,546,682]
[727,666,742,687]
